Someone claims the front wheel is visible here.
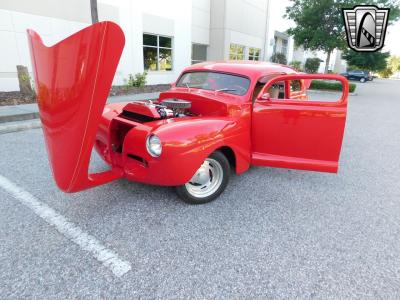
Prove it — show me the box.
[175,151,230,204]
[360,77,366,83]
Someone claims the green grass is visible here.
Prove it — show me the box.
[310,80,356,93]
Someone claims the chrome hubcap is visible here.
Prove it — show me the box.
[186,158,223,198]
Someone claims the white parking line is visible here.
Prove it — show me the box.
[0,175,131,277]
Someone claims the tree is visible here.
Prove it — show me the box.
[342,50,390,72]
[90,0,98,24]
[388,55,400,72]
[377,55,400,78]
[285,0,400,73]
[378,67,393,78]
[270,53,288,65]
[305,57,323,73]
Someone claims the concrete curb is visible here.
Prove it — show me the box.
[0,119,41,134]
[0,112,40,123]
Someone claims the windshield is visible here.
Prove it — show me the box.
[176,71,250,96]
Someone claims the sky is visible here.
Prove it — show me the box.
[384,21,400,56]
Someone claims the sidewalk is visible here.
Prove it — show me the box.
[0,92,160,124]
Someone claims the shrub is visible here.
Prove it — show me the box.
[378,68,393,78]
[125,72,147,87]
[270,53,287,65]
[310,80,356,93]
[289,60,302,71]
[305,57,323,73]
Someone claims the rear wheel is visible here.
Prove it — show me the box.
[175,151,230,204]
[360,77,366,83]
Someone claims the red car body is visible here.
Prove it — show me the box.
[27,22,348,196]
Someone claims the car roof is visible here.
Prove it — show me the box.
[182,61,298,81]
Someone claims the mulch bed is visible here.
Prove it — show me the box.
[109,84,170,96]
[0,92,36,106]
[0,84,171,106]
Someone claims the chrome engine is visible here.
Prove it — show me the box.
[120,98,193,122]
[160,98,192,117]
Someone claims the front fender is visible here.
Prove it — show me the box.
[122,117,250,185]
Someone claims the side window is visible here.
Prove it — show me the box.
[268,82,285,99]
[306,79,345,102]
[263,79,345,103]
[253,74,285,102]
[290,80,302,92]
[288,80,307,100]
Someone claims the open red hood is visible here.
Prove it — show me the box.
[28,22,125,192]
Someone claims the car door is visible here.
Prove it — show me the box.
[251,74,348,173]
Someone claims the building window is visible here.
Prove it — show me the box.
[281,39,288,56]
[229,44,245,60]
[249,48,261,61]
[273,36,278,54]
[192,44,207,64]
[143,33,172,71]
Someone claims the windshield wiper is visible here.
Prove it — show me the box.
[214,88,237,94]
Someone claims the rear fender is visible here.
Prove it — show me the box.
[28,22,125,192]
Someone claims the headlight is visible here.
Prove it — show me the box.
[146,134,162,157]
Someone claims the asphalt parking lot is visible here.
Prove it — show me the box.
[1,79,400,299]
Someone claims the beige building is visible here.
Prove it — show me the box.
[0,0,344,91]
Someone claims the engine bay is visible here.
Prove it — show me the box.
[120,98,195,123]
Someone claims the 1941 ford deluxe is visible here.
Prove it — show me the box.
[27,22,348,204]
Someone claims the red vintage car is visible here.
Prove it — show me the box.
[28,22,348,204]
